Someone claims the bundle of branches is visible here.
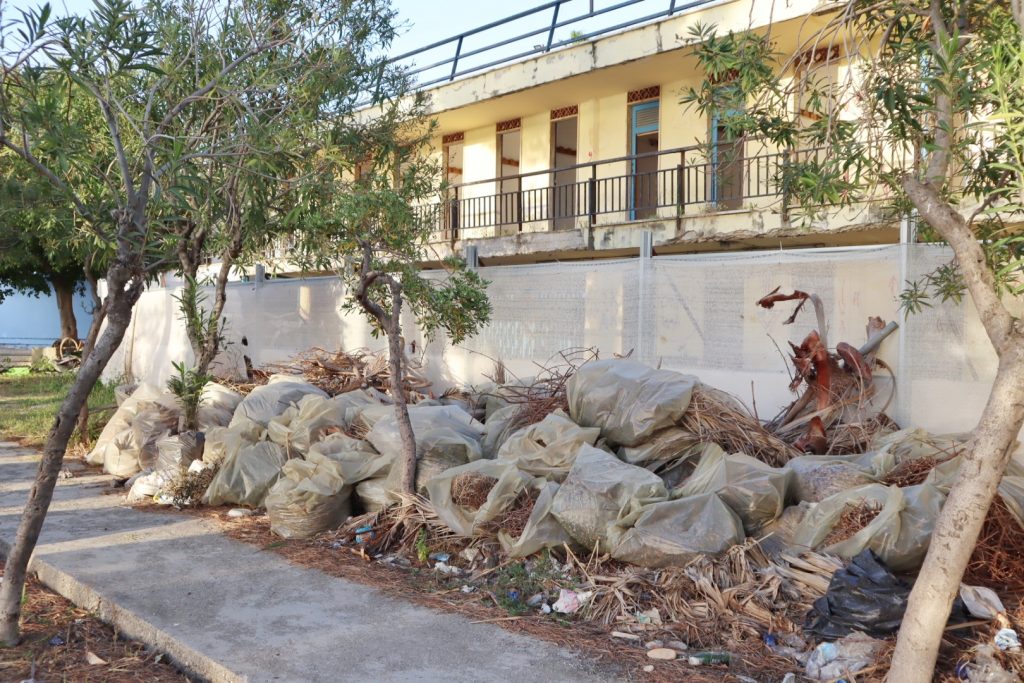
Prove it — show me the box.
[493,347,600,432]
[680,385,800,467]
[758,289,898,455]
[963,496,1024,596]
[265,346,432,399]
[822,500,883,546]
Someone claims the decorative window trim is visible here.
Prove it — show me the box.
[795,46,840,70]
[442,132,465,145]
[627,86,660,103]
[496,117,522,132]
[550,105,579,120]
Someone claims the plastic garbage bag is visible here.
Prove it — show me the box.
[498,481,577,558]
[126,469,175,504]
[785,456,877,503]
[426,459,532,537]
[87,383,176,474]
[267,394,349,457]
[566,359,696,447]
[673,443,791,533]
[202,441,287,508]
[872,428,971,462]
[307,433,389,484]
[805,631,886,681]
[367,406,484,495]
[804,549,911,638]
[155,431,205,472]
[202,426,255,466]
[355,476,393,512]
[551,444,668,551]
[228,375,326,435]
[496,410,600,481]
[617,427,701,469]
[608,493,744,568]
[793,482,946,572]
[265,457,351,539]
[481,403,521,459]
[114,383,138,407]
[197,382,243,431]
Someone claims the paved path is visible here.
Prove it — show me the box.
[0,442,619,683]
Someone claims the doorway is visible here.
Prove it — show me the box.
[551,116,578,230]
[630,100,660,220]
[497,128,521,234]
[710,114,744,209]
[443,141,462,238]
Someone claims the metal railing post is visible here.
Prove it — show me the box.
[517,176,524,233]
[546,1,561,51]
[781,148,791,221]
[588,163,597,225]
[677,149,685,215]
[450,36,464,81]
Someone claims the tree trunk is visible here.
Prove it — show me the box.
[887,340,1024,682]
[76,273,107,445]
[386,327,417,494]
[0,274,140,646]
[51,278,78,341]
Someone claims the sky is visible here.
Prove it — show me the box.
[2,0,664,82]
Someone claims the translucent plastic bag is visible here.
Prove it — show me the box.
[426,459,532,537]
[566,359,696,447]
[496,410,600,481]
[481,404,522,459]
[202,426,255,466]
[202,441,287,508]
[608,493,745,568]
[265,457,351,539]
[228,375,327,436]
[87,383,171,472]
[792,483,946,571]
[673,443,791,533]
[618,427,701,469]
[785,456,877,503]
[267,394,348,457]
[551,444,668,551]
[197,383,243,431]
[498,481,577,558]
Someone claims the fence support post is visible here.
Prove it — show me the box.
[636,230,654,364]
[464,245,479,270]
[254,264,266,290]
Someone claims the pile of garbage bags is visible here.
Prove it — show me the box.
[103,358,1024,570]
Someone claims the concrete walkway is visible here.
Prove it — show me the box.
[0,442,619,683]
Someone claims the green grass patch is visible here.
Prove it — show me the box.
[0,370,118,447]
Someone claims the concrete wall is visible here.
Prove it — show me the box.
[0,285,94,346]
[105,244,1005,438]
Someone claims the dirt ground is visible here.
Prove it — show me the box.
[0,562,191,683]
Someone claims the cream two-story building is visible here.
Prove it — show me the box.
[403,0,896,266]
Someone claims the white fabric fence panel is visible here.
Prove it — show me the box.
[105,244,1002,435]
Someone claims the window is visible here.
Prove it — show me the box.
[794,46,840,123]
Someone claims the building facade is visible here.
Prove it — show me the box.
[406,0,898,266]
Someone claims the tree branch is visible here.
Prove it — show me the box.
[903,175,1016,353]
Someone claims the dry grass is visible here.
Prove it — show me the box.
[680,385,800,467]
[881,456,939,487]
[450,472,498,510]
[491,489,538,538]
[0,563,190,683]
[964,496,1024,596]
[167,465,218,507]
[822,501,883,546]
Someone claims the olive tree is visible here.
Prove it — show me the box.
[683,2,1024,679]
[293,94,491,494]
[0,0,403,645]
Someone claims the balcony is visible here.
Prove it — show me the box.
[418,144,826,246]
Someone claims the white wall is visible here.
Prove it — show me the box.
[104,244,1001,436]
[0,284,94,345]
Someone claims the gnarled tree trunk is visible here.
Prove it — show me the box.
[0,262,143,646]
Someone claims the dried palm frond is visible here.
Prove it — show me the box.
[450,473,498,510]
[680,385,800,466]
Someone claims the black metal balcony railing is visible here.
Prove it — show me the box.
[390,0,716,90]
[418,145,824,241]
